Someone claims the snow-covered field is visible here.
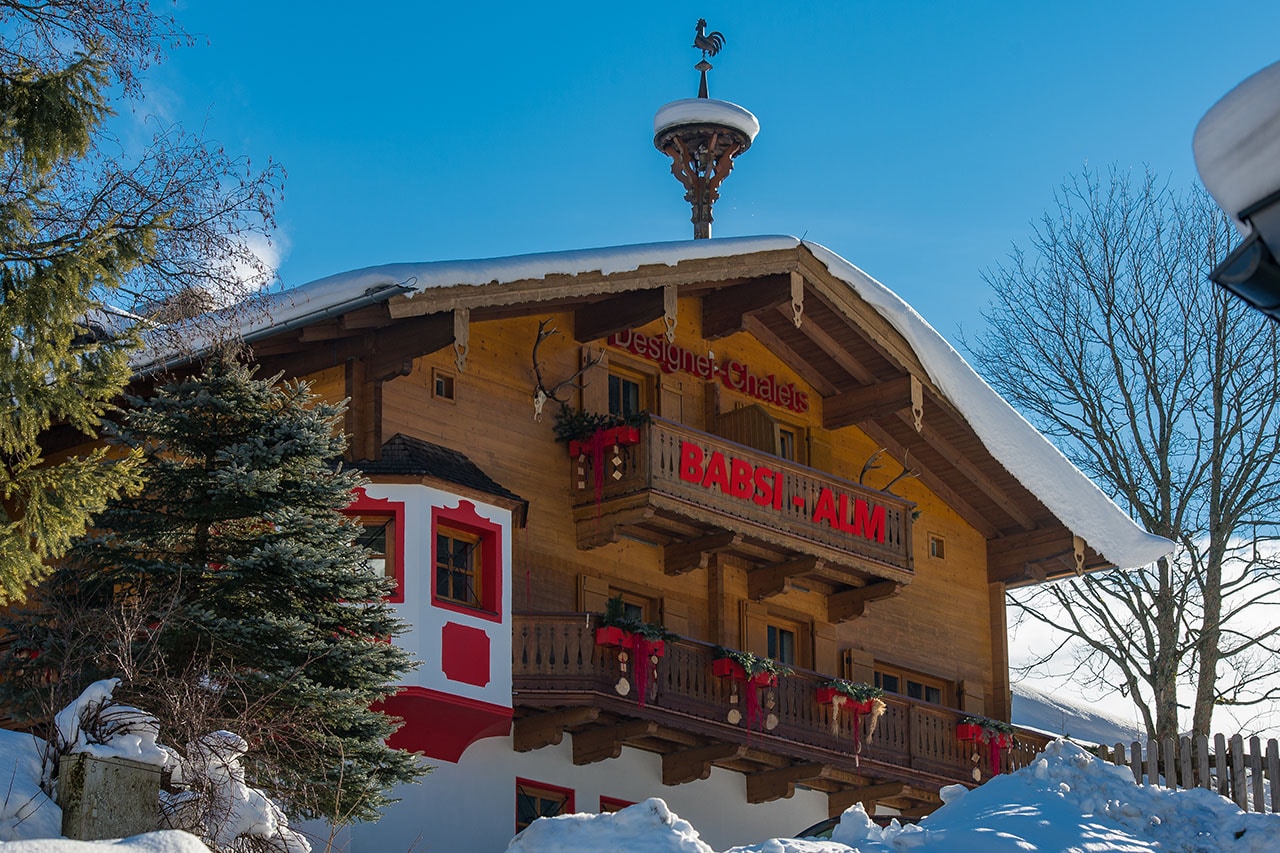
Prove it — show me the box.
[507,740,1280,853]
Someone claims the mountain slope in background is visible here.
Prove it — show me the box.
[1012,683,1145,746]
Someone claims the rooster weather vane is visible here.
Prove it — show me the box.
[692,18,724,98]
[694,18,724,58]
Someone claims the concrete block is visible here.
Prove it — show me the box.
[58,753,161,840]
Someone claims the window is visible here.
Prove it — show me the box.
[928,534,946,560]
[344,490,405,603]
[433,368,455,401]
[608,365,650,418]
[767,624,796,666]
[431,500,502,621]
[599,796,633,813]
[777,427,798,462]
[874,664,950,706]
[436,527,482,608]
[516,779,574,833]
[357,517,394,578]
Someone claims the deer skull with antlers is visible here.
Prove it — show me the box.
[531,319,604,421]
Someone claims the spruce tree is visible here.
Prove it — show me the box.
[0,3,281,602]
[0,356,422,824]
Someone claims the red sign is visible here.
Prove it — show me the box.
[678,441,886,543]
[609,330,810,413]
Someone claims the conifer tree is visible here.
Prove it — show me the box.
[0,3,281,601]
[0,356,422,824]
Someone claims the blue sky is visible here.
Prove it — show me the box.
[147,1,1280,338]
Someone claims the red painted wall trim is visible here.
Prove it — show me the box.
[376,685,512,763]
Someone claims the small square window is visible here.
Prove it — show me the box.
[516,779,574,833]
[928,534,946,559]
[433,368,456,401]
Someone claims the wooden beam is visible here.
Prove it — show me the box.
[662,743,748,786]
[664,530,741,576]
[858,421,998,539]
[343,358,382,462]
[895,411,1036,532]
[252,312,454,382]
[574,289,665,342]
[826,782,906,816]
[746,762,834,804]
[780,303,878,384]
[512,707,601,752]
[828,581,902,623]
[702,275,790,340]
[741,314,841,397]
[572,720,658,765]
[824,375,919,430]
[987,527,1107,586]
[748,557,821,601]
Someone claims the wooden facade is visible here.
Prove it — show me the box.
[226,241,1137,820]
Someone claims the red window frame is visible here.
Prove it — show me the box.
[431,500,502,622]
[516,777,574,833]
[345,489,406,603]
[599,795,634,813]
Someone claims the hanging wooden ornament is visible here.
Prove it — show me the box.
[727,708,741,724]
[616,678,631,696]
[577,452,587,489]
[972,767,982,782]
[765,713,779,731]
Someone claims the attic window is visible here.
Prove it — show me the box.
[433,368,455,401]
[928,534,946,560]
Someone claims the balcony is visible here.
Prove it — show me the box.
[513,614,1051,815]
[570,418,914,595]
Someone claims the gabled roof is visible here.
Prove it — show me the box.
[141,236,1171,573]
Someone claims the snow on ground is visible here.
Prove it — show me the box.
[507,740,1280,853]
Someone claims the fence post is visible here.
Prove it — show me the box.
[1178,737,1192,791]
[1230,734,1247,809]
[1162,738,1177,789]
[1215,734,1229,797]
[1249,736,1264,812]
[1267,739,1280,814]
[1146,738,1159,786]
[1195,735,1211,791]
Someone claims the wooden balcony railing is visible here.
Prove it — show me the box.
[570,418,914,579]
[514,613,1051,788]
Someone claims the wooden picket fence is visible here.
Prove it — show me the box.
[1097,734,1279,813]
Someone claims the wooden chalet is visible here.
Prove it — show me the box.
[141,234,1168,849]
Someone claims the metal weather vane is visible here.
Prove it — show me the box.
[692,18,725,99]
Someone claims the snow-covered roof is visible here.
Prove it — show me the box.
[138,235,1172,570]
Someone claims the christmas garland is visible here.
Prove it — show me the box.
[957,714,1016,777]
[594,596,678,707]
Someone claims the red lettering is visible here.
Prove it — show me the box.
[752,466,774,506]
[729,458,754,499]
[725,359,747,391]
[795,391,810,413]
[812,488,839,528]
[773,470,784,509]
[854,499,886,543]
[694,354,713,379]
[702,451,730,492]
[836,493,858,533]
[679,442,704,483]
[779,385,792,408]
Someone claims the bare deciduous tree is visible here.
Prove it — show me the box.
[971,168,1280,739]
